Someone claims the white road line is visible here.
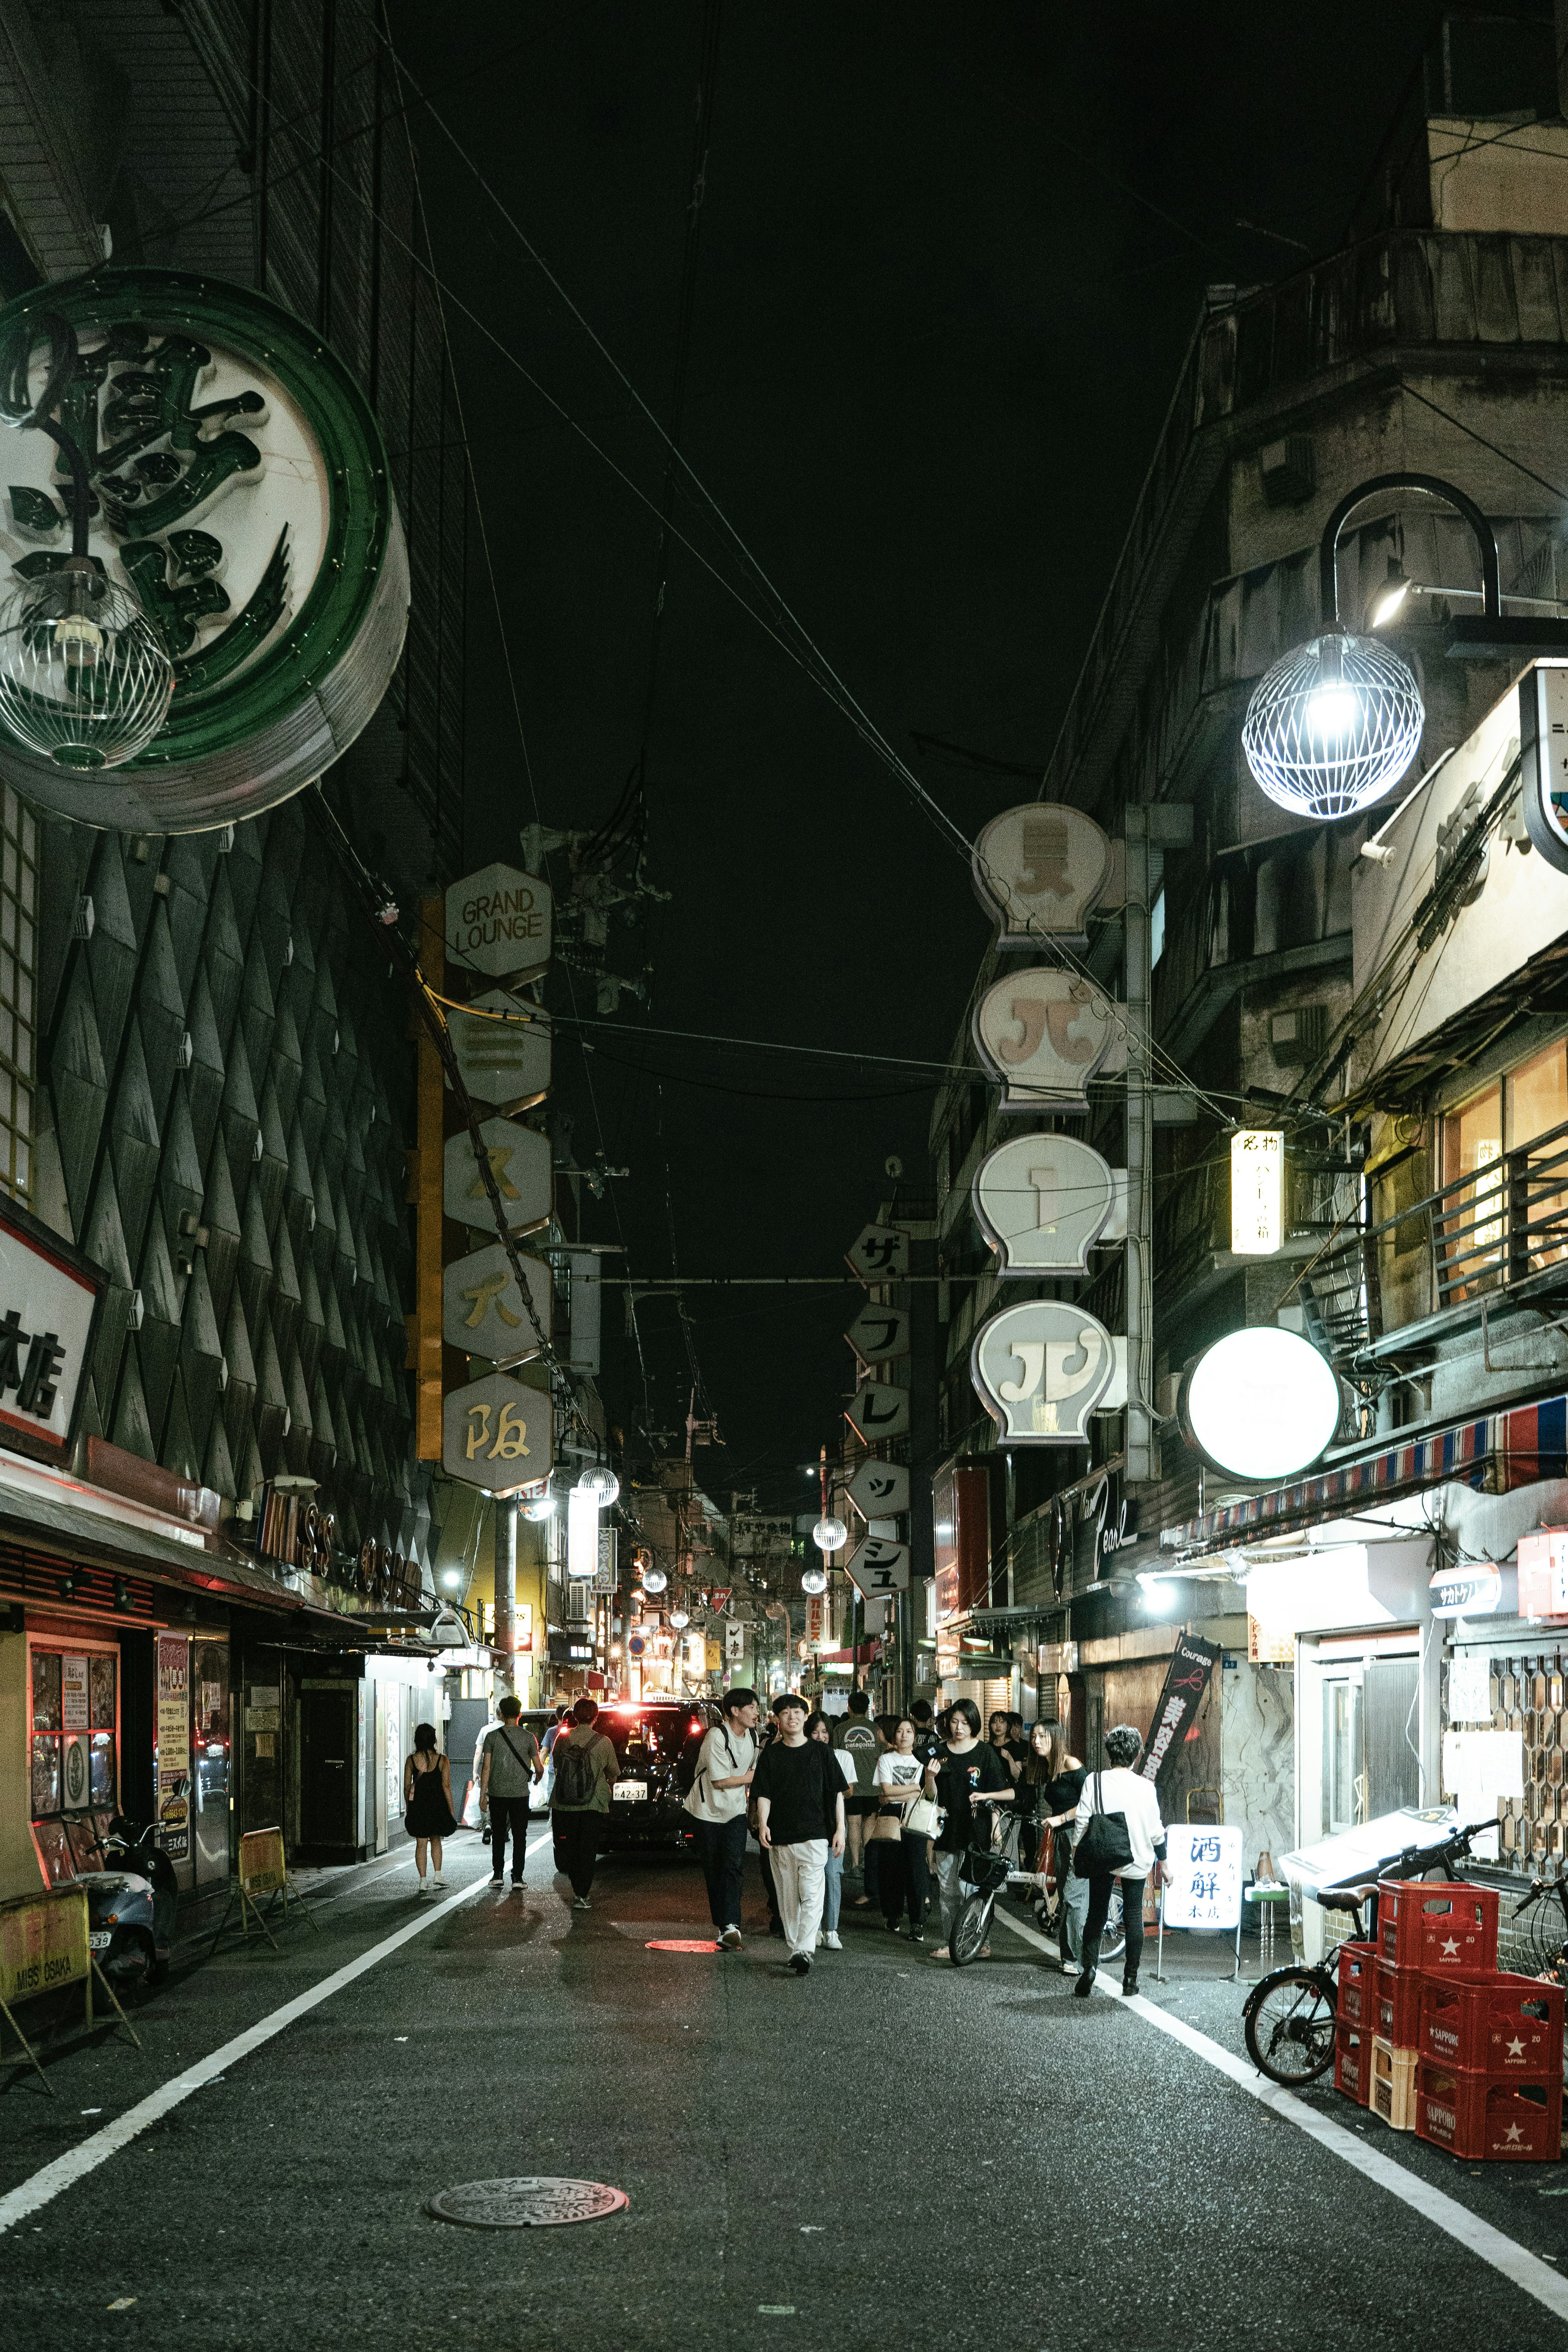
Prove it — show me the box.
[990,1906,1568,2325]
[0,1831,554,2238]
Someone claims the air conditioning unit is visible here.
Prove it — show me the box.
[566,1579,591,1627]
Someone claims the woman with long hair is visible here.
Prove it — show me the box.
[404,1723,457,1893]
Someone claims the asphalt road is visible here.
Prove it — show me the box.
[5,1833,1568,2352]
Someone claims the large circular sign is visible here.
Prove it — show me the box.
[0,269,407,831]
[1183,1327,1341,1481]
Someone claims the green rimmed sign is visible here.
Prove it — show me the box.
[0,267,408,832]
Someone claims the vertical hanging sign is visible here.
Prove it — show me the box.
[156,1633,191,1861]
[1230,1130,1283,1256]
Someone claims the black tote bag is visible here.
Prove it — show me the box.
[1071,1770,1134,1877]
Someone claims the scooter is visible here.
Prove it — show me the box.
[78,1815,179,1988]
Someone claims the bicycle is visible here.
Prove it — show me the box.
[1242,1817,1495,2086]
[1024,1822,1126,1971]
[950,1809,1126,1967]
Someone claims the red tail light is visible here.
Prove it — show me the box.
[688,1717,702,1737]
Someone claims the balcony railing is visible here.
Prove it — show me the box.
[1300,1116,1568,1366]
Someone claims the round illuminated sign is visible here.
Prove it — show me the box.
[1183,1327,1341,1481]
[0,268,406,831]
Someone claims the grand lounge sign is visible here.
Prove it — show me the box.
[0,268,408,831]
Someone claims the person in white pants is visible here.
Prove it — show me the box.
[752,1692,847,1975]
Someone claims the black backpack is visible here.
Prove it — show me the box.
[553,1734,600,1808]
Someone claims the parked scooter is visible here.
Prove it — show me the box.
[78,1815,178,1988]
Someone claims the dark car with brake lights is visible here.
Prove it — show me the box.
[594,1701,714,1853]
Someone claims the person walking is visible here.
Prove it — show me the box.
[753,1692,846,1975]
[833,1689,879,1888]
[922,1699,1012,1961]
[1042,1737,1089,1971]
[1072,1723,1167,1998]
[479,1694,544,1889]
[550,1697,618,1909]
[909,1699,940,1763]
[685,1686,760,1949]
[403,1724,457,1892]
[872,1715,928,1939]
[1015,1719,1056,1876]
[988,1711,1024,1788]
[806,1711,845,1949]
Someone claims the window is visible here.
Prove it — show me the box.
[1508,1041,1568,1152]
[1150,885,1166,970]
[1441,1042,1568,1294]
[0,786,38,1202]
[29,1642,118,1884]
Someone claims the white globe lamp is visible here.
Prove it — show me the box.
[800,1565,828,1595]
[812,1515,847,1552]
[670,1608,690,1630]
[1241,630,1423,820]
[575,1465,619,1506]
[641,1566,667,1595]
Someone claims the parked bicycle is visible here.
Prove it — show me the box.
[951,1808,1125,1967]
[1243,1818,1494,2086]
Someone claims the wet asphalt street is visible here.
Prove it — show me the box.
[6,1832,1568,2352]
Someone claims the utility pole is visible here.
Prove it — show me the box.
[1122,805,1194,1489]
[494,1497,517,1696]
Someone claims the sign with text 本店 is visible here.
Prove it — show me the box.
[1162,1826,1244,1931]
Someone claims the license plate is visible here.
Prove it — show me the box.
[87,1931,111,1951]
[611,1780,647,1803]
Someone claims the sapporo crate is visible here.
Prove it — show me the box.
[1336,1941,1379,2032]
[1414,2064,1561,2162]
[1374,1958,1423,2050]
[1333,2020,1371,2106]
[1377,1880,1499,1978]
[1419,1973,1564,2077]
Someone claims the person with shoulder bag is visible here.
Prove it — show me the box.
[404,1723,457,1893]
[1071,1722,1167,1998]
[871,1715,930,1940]
[922,1698,1011,1961]
[479,1695,544,1890]
[685,1686,760,1950]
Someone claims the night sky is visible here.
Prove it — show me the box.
[389,0,1437,1505]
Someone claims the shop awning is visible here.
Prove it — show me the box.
[1167,1390,1568,1557]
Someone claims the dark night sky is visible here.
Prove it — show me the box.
[388,0,1437,1506]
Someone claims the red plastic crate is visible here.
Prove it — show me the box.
[1414,2063,1561,2161]
[1334,2020,1372,2106]
[1375,1958,1423,2050]
[1336,1942,1379,2031]
[1419,1973,1566,2076]
[1378,1880,1499,1978]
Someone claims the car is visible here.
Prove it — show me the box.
[593,1701,711,1853]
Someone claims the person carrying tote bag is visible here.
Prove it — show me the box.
[871,1717,929,1938]
[1071,1723,1167,2000]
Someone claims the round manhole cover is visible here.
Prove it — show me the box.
[427,2177,629,2230]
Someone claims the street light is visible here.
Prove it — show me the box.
[575,1465,619,1506]
[811,1515,847,1552]
[1241,473,1507,821]
[800,1565,828,1595]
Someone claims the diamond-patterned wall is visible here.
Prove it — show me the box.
[40,800,423,1562]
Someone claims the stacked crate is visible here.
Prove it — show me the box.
[1368,1879,1563,2162]
[1332,1940,1378,2108]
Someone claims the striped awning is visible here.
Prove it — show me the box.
[1172,1393,1568,1553]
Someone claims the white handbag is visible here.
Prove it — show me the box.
[905,1794,943,1839]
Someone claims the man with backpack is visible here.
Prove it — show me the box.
[550,1697,619,1909]
[479,1695,544,1889]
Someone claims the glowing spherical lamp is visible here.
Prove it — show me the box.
[575,1465,619,1506]
[1241,631,1423,821]
[812,1515,847,1552]
[641,1566,667,1594]
[670,1608,690,1629]
[0,559,174,770]
[800,1565,828,1595]
[1183,1327,1342,1481]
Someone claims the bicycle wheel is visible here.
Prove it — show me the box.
[1098,1883,1126,1964]
[951,1891,995,1966]
[1245,1968,1337,2085]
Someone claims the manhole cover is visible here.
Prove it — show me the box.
[427,2177,629,2230]
[646,1938,719,1952]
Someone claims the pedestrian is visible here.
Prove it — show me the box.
[550,1697,619,1910]
[806,1710,845,1949]
[909,1698,940,1763]
[752,1691,846,1975]
[479,1694,544,1889]
[1071,1723,1167,1998]
[403,1723,457,1893]
[988,1710,1024,1788]
[1040,1735,1089,1971]
[872,1715,928,1940]
[685,1686,760,1949]
[1015,1719,1056,1875]
[923,1699,1012,1961]
[833,1689,879,1886]
[1005,1711,1031,1768]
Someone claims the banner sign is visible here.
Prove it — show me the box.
[0,1886,88,2006]
[1138,1632,1222,1793]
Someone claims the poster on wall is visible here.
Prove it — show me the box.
[61,1655,89,1730]
[156,1633,191,1861]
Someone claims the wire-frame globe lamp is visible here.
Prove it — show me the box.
[575,1465,619,1506]
[0,321,174,771]
[800,1564,828,1595]
[812,1515,847,1552]
[1241,474,1504,822]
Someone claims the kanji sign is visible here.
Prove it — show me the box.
[0,269,407,832]
[448,993,552,1108]
[845,1537,910,1595]
[973,1133,1126,1275]
[973,970,1126,1113]
[845,1303,909,1365]
[731,1515,792,1557]
[846,1381,910,1443]
[0,1192,104,1465]
[971,802,1113,949]
[845,1223,909,1281]
[1162,1825,1244,1931]
[971,1301,1124,1442]
[848,1459,909,1520]
[445,863,554,979]
[442,1241,552,1365]
[1230,1129,1283,1256]
[443,1118,552,1234]
[442,1373,552,1496]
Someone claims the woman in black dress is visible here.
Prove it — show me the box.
[404,1723,458,1893]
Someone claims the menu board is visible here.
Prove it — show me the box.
[156,1633,191,1860]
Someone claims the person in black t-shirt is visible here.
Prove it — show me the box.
[924,1699,1011,1960]
[752,1692,846,1975]
[1043,1746,1089,1971]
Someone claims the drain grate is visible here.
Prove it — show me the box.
[427,2177,629,2230]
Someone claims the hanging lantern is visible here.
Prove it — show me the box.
[640,1566,667,1594]
[800,1565,828,1595]
[1241,630,1423,820]
[575,1465,619,1506]
[0,558,173,770]
[812,1514,847,1552]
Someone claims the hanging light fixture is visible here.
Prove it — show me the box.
[800,1564,828,1595]
[575,1464,619,1506]
[1241,473,1504,822]
[670,1607,690,1629]
[641,1565,667,1594]
[811,1515,847,1552]
[524,1492,557,1521]
[0,316,174,771]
